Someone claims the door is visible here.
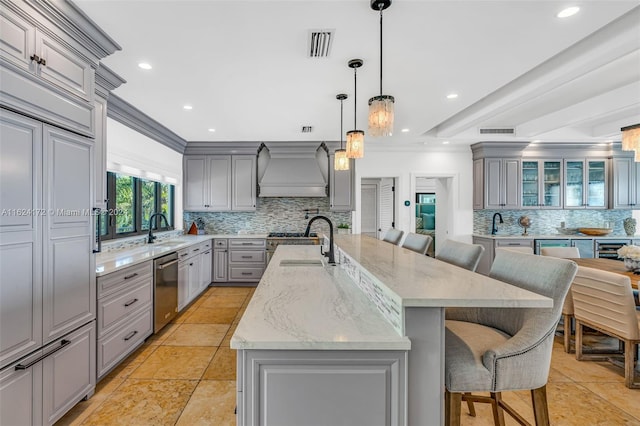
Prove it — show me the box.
[232,155,256,211]
[330,155,355,211]
[542,160,562,208]
[213,249,228,282]
[184,156,207,210]
[208,156,232,211]
[42,125,95,344]
[0,350,43,426]
[200,250,212,290]
[379,179,394,237]
[0,110,43,368]
[361,184,378,238]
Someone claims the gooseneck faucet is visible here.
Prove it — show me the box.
[304,215,336,265]
[147,213,170,243]
[491,212,504,235]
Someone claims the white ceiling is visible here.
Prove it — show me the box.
[74,0,640,150]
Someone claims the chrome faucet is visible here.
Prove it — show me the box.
[304,215,336,265]
[491,212,504,235]
[147,213,170,243]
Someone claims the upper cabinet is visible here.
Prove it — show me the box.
[611,156,640,209]
[329,154,355,211]
[484,158,520,209]
[564,159,608,209]
[184,154,256,212]
[521,160,563,209]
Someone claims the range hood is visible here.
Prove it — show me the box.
[258,143,329,197]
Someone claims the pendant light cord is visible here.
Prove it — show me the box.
[353,66,358,129]
[379,6,383,96]
[340,98,344,149]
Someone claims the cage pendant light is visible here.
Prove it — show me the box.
[335,94,349,171]
[368,0,394,137]
[346,59,364,159]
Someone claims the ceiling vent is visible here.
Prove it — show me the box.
[301,126,313,133]
[308,30,334,58]
[479,127,516,135]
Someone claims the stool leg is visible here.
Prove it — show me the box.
[445,389,462,426]
[563,314,572,353]
[464,392,476,417]
[490,392,506,426]
[531,385,550,426]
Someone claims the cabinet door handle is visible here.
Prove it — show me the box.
[15,339,70,370]
[241,272,252,276]
[30,54,45,65]
[241,255,252,259]
[193,248,200,252]
[190,262,194,266]
[123,331,138,341]
[124,298,138,307]
[242,242,252,245]
[124,273,138,280]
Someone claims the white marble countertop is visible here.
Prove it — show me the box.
[333,235,553,308]
[96,233,268,276]
[473,233,637,239]
[231,245,411,351]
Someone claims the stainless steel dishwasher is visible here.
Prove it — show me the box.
[154,252,179,333]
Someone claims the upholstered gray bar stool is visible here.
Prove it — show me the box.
[540,246,581,353]
[382,228,404,245]
[401,232,432,255]
[436,240,485,272]
[445,250,578,426]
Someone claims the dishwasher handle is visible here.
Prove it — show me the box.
[157,259,178,270]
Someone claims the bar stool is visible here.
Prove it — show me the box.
[436,240,485,272]
[401,232,432,255]
[382,229,404,245]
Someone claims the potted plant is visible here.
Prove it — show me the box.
[337,223,351,235]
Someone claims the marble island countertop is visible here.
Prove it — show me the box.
[231,245,411,351]
[96,233,268,276]
[473,233,638,239]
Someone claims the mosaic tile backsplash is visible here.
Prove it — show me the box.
[473,209,634,236]
[101,229,184,253]
[184,197,352,236]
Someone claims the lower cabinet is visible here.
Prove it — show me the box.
[96,261,153,380]
[473,237,534,275]
[236,349,406,426]
[213,239,229,283]
[228,239,266,283]
[0,321,96,426]
[178,241,213,311]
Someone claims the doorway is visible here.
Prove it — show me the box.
[411,174,456,255]
[361,178,396,239]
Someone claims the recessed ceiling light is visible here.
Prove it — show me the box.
[401,128,410,133]
[138,62,152,70]
[183,105,193,110]
[446,93,458,99]
[208,128,216,132]
[557,6,580,18]
[442,141,450,145]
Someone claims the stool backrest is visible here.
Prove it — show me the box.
[436,239,485,272]
[382,229,404,245]
[401,232,432,255]
[540,247,580,258]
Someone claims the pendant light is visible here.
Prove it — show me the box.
[368,0,394,137]
[621,124,640,161]
[335,93,349,171]
[346,58,364,159]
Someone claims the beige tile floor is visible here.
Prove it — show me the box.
[56,286,640,426]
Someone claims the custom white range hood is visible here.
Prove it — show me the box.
[257,143,329,197]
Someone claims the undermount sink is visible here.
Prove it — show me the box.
[279,259,324,267]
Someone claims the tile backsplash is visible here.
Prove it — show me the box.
[100,229,184,253]
[473,209,634,236]
[184,197,352,235]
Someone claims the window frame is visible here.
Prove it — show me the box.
[101,172,175,241]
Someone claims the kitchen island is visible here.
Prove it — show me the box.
[231,235,552,426]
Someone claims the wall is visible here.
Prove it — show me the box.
[106,118,184,229]
[184,197,351,235]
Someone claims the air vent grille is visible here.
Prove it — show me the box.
[301,126,313,133]
[479,127,516,135]
[308,30,334,58]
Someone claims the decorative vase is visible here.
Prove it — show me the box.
[623,218,636,236]
[623,257,640,271]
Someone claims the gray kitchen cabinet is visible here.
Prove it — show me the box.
[96,261,153,379]
[184,155,256,212]
[611,156,640,209]
[472,159,484,210]
[93,93,108,208]
[521,160,563,209]
[0,3,96,136]
[484,158,520,209]
[178,245,203,310]
[329,154,355,211]
[0,321,96,426]
[200,242,213,292]
[228,238,266,282]
[232,155,257,211]
[178,258,190,311]
[213,239,229,283]
[564,158,608,209]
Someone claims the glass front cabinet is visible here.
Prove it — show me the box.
[521,160,563,209]
[563,159,608,209]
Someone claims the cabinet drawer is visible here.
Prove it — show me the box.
[229,266,265,281]
[214,239,228,249]
[229,239,266,249]
[97,280,152,337]
[201,240,212,250]
[97,308,152,379]
[97,261,152,298]
[230,250,265,263]
[495,239,533,248]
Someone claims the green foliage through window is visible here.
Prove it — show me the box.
[100,172,174,240]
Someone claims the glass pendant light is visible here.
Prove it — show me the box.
[346,59,364,159]
[621,124,640,161]
[368,0,394,137]
[335,93,349,171]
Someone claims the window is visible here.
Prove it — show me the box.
[100,172,175,240]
